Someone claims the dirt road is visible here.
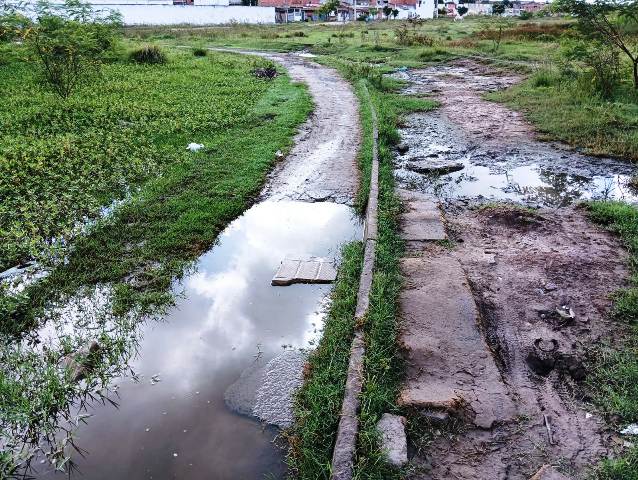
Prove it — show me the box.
[395,60,635,479]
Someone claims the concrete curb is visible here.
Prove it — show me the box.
[330,84,379,480]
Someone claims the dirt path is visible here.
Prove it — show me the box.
[262,54,360,204]
[395,60,635,479]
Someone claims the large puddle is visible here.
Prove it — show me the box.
[35,200,362,479]
[393,63,638,207]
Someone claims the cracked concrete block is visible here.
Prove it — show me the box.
[272,256,337,286]
[376,413,408,468]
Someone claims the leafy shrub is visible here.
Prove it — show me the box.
[25,13,121,98]
[259,31,279,39]
[561,40,620,98]
[129,45,167,64]
[395,24,434,46]
[519,11,534,20]
[193,47,207,57]
[286,30,307,38]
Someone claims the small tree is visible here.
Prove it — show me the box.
[318,0,340,16]
[25,4,121,98]
[555,0,638,89]
[492,3,505,15]
[457,5,468,15]
[383,5,393,18]
[392,8,399,18]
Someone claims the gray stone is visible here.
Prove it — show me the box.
[272,256,337,286]
[224,356,269,417]
[406,160,465,175]
[376,413,408,468]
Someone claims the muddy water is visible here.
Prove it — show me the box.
[36,201,361,480]
[394,61,637,207]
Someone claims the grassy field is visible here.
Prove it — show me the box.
[136,16,638,164]
[0,44,311,475]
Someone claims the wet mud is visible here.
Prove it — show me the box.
[393,60,637,207]
[395,59,636,479]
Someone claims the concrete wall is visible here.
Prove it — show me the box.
[101,4,275,24]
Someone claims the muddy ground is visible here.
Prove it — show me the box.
[395,59,637,479]
[409,204,631,479]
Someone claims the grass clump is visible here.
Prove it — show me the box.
[193,47,208,57]
[129,44,167,64]
[587,201,638,479]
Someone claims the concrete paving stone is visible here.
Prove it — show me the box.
[398,254,515,428]
[397,188,446,241]
[272,256,337,286]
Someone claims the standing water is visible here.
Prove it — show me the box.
[36,201,361,479]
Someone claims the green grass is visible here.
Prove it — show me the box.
[143,17,638,164]
[1,47,312,335]
[489,76,638,161]
[587,201,638,479]
[0,45,312,476]
[288,241,364,478]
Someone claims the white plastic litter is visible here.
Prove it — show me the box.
[187,143,204,152]
[621,424,638,435]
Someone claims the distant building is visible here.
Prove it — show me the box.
[258,0,434,22]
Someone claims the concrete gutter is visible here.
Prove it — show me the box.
[330,85,379,480]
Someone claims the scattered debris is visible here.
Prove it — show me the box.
[252,65,278,80]
[186,143,204,152]
[544,414,556,445]
[271,256,337,286]
[275,150,284,159]
[376,413,408,468]
[621,424,638,436]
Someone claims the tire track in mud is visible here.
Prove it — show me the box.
[395,60,633,479]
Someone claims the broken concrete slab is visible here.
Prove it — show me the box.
[254,350,307,428]
[398,254,515,429]
[529,465,572,480]
[397,188,446,242]
[272,256,337,286]
[376,413,408,468]
[406,160,464,175]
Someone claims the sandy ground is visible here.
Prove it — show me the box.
[396,59,635,479]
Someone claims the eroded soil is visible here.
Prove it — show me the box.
[407,204,630,479]
[396,59,636,479]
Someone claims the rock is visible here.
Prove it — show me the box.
[406,160,465,175]
[60,340,101,381]
[525,338,558,376]
[376,413,408,468]
[529,464,572,480]
[621,424,638,435]
[224,356,268,417]
[397,143,410,154]
[254,350,307,428]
